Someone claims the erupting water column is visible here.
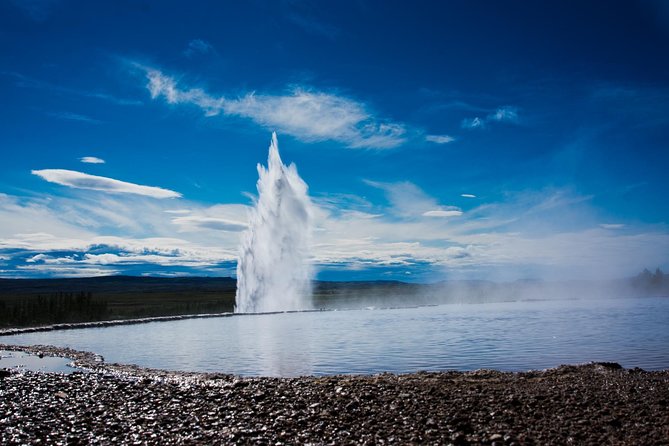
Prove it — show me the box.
[235,133,314,313]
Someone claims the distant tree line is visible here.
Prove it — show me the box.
[0,291,109,328]
[631,268,669,294]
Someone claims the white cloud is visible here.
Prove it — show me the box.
[600,223,625,229]
[422,209,463,218]
[461,193,477,198]
[32,169,182,199]
[169,204,249,233]
[80,156,105,164]
[184,39,214,57]
[146,70,224,116]
[145,69,406,149]
[3,233,239,269]
[172,215,247,232]
[462,106,520,130]
[308,186,668,277]
[16,265,120,278]
[313,192,373,212]
[461,116,485,129]
[489,106,519,123]
[425,134,455,144]
[2,71,142,106]
[0,190,242,276]
[364,180,462,219]
[0,193,97,241]
[47,111,102,124]
[0,189,248,252]
[1,179,667,280]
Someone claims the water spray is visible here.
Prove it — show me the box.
[235,133,314,313]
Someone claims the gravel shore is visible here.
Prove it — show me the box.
[1,345,668,445]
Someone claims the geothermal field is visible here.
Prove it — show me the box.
[2,1,669,444]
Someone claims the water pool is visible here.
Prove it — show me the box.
[3,296,668,377]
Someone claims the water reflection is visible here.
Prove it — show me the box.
[236,312,315,376]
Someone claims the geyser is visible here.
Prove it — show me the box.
[235,133,314,313]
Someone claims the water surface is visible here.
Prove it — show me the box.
[0,350,75,373]
[4,296,669,376]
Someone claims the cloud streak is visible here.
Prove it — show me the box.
[461,116,485,129]
[80,156,105,164]
[425,134,455,144]
[462,106,519,130]
[364,180,463,219]
[184,39,214,57]
[47,111,102,124]
[145,68,406,149]
[422,210,463,218]
[2,71,143,106]
[32,169,181,199]
[171,215,247,232]
[287,13,341,40]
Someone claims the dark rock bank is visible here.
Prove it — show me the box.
[1,345,668,445]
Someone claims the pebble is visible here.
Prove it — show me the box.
[1,344,668,444]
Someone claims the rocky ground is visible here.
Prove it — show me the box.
[1,345,668,445]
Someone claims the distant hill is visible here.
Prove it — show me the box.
[0,276,237,295]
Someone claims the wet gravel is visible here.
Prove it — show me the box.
[1,345,668,445]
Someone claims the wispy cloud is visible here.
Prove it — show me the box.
[489,106,519,123]
[600,223,625,229]
[32,169,181,199]
[0,193,97,241]
[47,111,102,124]
[422,210,463,218]
[83,92,142,106]
[145,68,407,149]
[225,89,406,148]
[591,82,669,128]
[172,215,247,232]
[146,70,223,116]
[364,180,462,219]
[462,106,519,130]
[425,134,455,144]
[4,232,238,277]
[2,71,142,106]
[287,13,341,40]
[79,156,105,164]
[184,39,215,58]
[311,187,669,279]
[170,204,249,234]
[461,116,485,129]
[16,264,120,278]
[0,191,242,277]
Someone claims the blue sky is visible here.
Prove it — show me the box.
[1,0,668,281]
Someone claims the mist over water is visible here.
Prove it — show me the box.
[235,133,314,313]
